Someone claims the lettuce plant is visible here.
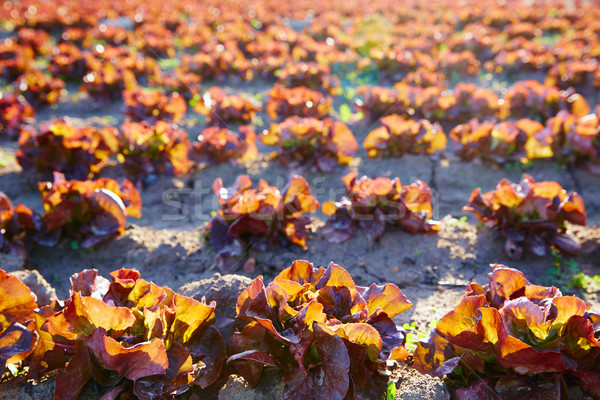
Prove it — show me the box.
[262,116,358,172]
[0,92,35,138]
[545,60,600,94]
[486,48,556,76]
[0,192,40,256]
[80,61,138,102]
[16,28,51,56]
[134,23,176,58]
[464,174,586,259]
[447,83,500,122]
[358,84,451,122]
[37,172,142,248]
[228,260,413,400]
[451,111,600,167]
[0,268,38,375]
[191,126,257,165]
[118,121,193,183]
[440,50,480,77]
[449,119,543,164]
[414,264,600,399]
[123,88,187,123]
[540,111,600,170]
[179,44,251,82]
[17,119,119,180]
[503,81,590,121]
[194,87,262,124]
[363,115,446,158]
[401,70,445,88]
[355,86,402,119]
[276,62,336,92]
[14,69,65,105]
[48,42,85,79]
[266,86,332,120]
[0,40,34,81]
[321,172,440,243]
[207,175,319,272]
[38,268,226,399]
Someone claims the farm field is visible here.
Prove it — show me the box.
[0,0,600,399]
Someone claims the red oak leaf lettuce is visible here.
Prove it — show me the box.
[123,88,187,123]
[321,172,440,242]
[0,192,42,257]
[414,264,600,399]
[36,268,226,400]
[0,269,38,374]
[464,174,586,258]
[363,115,446,158]
[228,260,412,400]
[118,121,193,183]
[194,87,262,125]
[17,119,119,180]
[207,175,319,272]
[266,86,332,120]
[191,126,257,165]
[36,172,142,248]
[262,116,358,172]
[0,92,35,138]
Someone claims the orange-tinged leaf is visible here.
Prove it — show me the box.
[551,296,587,330]
[499,335,567,374]
[370,178,393,196]
[110,268,141,287]
[321,201,338,216]
[274,260,324,286]
[45,292,135,341]
[0,321,36,372]
[0,269,37,331]
[87,329,168,381]
[437,295,487,339]
[171,294,216,344]
[338,323,383,362]
[488,266,528,307]
[126,279,168,310]
[388,345,409,361]
[236,276,265,316]
[342,172,358,191]
[359,283,412,318]
[500,298,550,343]
[317,262,356,289]
[330,121,358,158]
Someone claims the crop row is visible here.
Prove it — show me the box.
[0,171,587,265]
[0,0,599,97]
[2,98,600,182]
[1,259,598,399]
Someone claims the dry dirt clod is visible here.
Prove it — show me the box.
[178,273,253,343]
[10,269,58,306]
[395,367,450,400]
[178,273,253,319]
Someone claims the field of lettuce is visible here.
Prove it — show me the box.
[1,0,600,399]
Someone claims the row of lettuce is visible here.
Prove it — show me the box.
[0,260,599,399]
[0,170,587,269]
[2,89,600,182]
[0,0,599,102]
